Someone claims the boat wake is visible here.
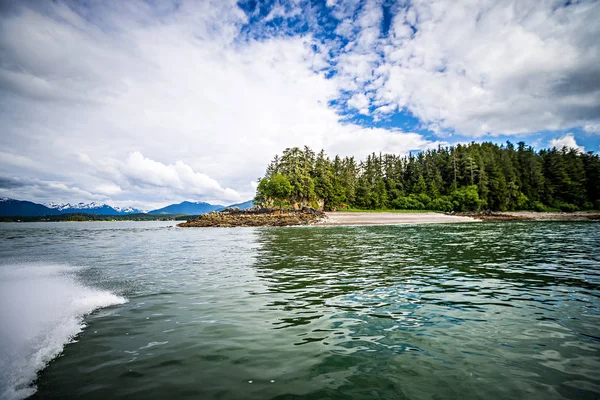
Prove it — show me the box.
[0,263,126,400]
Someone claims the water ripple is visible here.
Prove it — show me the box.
[0,221,597,399]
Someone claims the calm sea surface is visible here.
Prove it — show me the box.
[0,221,599,399]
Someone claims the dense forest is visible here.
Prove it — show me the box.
[254,142,600,212]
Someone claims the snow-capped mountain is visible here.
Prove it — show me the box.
[46,201,106,211]
[113,206,146,214]
[44,202,144,214]
[44,201,63,210]
[43,202,141,215]
[1,198,253,217]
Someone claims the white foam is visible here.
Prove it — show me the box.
[0,263,127,400]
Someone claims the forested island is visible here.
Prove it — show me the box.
[253,141,600,212]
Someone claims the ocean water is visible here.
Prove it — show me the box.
[0,221,599,399]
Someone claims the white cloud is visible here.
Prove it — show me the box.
[548,134,585,153]
[334,0,600,136]
[347,93,370,114]
[94,183,122,196]
[0,176,106,203]
[120,152,240,202]
[327,0,362,20]
[264,2,302,22]
[583,123,600,134]
[0,152,38,170]
[325,127,445,160]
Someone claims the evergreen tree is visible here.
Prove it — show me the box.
[256,141,599,212]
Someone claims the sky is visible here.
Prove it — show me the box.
[0,0,599,210]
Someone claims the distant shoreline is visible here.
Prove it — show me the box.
[0,214,190,222]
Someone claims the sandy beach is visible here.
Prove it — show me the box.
[317,211,600,226]
[318,212,479,226]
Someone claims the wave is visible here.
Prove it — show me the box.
[0,263,127,400]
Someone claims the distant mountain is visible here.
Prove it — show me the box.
[0,199,147,217]
[0,198,60,217]
[223,200,255,210]
[46,202,117,215]
[45,202,145,215]
[113,206,146,214]
[0,198,254,217]
[148,201,224,215]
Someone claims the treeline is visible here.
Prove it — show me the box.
[254,142,600,212]
[0,213,192,222]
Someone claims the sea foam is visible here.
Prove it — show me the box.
[0,263,126,400]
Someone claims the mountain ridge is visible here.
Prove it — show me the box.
[148,201,224,215]
[0,198,254,217]
[44,202,146,215]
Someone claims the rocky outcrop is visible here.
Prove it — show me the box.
[178,208,326,227]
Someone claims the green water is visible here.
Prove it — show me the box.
[0,221,599,399]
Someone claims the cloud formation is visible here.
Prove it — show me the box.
[121,152,241,202]
[328,0,600,136]
[549,134,585,153]
[0,0,598,208]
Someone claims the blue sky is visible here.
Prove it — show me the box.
[236,0,600,149]
[0,0,599,208]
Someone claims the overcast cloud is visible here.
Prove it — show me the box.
[0,0,598,209]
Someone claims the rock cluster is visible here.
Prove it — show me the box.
[178,208,326,227]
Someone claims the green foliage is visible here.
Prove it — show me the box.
[532,201,549,212]
[515,193,530,210]
[428,197,454,212]
[451,185,484,212]
[557,202,578,212]
[392,195,423,210]
[256,173,292,209]
[268,174,293,200]
[256,142,600,212]
[391,193,432,210]
[582,201,594,210]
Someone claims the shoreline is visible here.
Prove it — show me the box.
[2,211,599,226]
[317,211,600,226]
[463,211,600,222]
[318,212,478,226]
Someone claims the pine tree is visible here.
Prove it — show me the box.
[257,141,599,212]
